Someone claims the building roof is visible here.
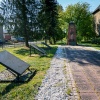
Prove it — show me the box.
[92,5,100,14]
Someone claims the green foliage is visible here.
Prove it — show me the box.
[79,42,100,50]
[58,5,68,39]
[0,65,5,72]
[0,0,40,47]
[57,4,63,13]
[66,88,72,95]
[91,37,100,44]
[0,0,66,45]
[76,32,83,42]
[63,2,95,41]
[56,37,67,45]
[97,21,100,36]
[38,0,63,44]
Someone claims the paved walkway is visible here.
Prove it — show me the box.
[65,46,100,100]
[36,45,100,100]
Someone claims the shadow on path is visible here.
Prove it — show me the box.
[64,46,100,100]
[65,46,100,67]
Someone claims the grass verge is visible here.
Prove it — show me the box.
[79,42,100,50]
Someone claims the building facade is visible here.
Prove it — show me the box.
[92,5,100,36]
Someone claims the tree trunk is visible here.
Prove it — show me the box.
[24,32,29,47]
[22,0,29,47]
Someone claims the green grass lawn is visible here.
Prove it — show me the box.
[79,42,100,50]
[0,45,57,100]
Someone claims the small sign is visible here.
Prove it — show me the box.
[0,51,30,75]
[30,44,46,56]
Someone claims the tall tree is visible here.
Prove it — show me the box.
[0,0,40,47]
[57,4,68,38]
[39,0,59,44]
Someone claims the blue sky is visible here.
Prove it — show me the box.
[0,0,99,12]
[57,0,100,12]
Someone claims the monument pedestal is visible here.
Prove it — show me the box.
[67,21,77,45]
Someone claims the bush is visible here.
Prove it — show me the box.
[92,37,100,44]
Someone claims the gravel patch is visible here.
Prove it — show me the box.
[35,46,69,100]
[0,69,33,82]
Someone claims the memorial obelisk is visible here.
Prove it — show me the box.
[67,21,77,45]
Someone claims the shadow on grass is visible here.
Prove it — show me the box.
[1,82,23,96]
[78,43,100,48]
[14,46,58,58]
[42,46,58,58]
[14,48,30,56]
[56,42,66,45]
[1,70,37,96]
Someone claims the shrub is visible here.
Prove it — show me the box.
[91,37,100,44]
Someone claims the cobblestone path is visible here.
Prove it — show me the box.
[65,46,100,100]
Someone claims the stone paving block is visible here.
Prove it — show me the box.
[74,79,89,84]
[96,70,100,75]
[89,78,100,84]
[93,84,100,92]
[73,74,88,80]
[76,84,94,93]
[73,73,87,79]
[71,65,83,70]
[72,69,83,72]
[84,70,94,75]
[86,72,100,79]
[73,72,85,75]
[97,92,100,99]
[73,74,89,82]
[80,93,99,100]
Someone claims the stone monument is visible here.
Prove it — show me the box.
[67,21,77,45]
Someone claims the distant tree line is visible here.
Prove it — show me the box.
[61,2,96,42]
